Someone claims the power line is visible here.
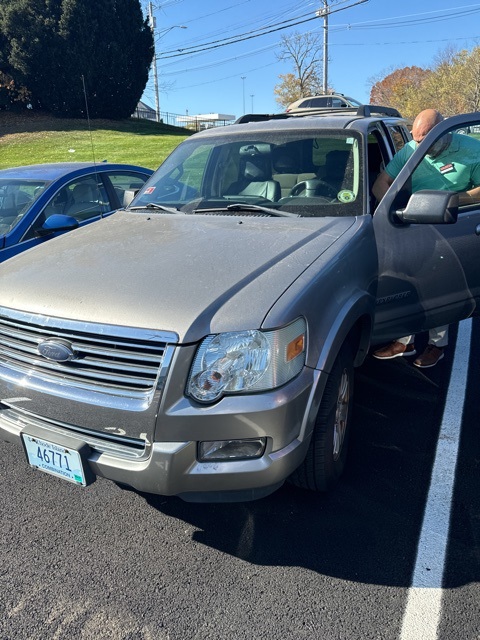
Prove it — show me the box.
[159,0,480,75]
[158,0,367,60]
[159,11,314,54]
[158,14,317,58]
[157,1,314,49]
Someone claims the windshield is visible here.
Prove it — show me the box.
[131,130,365,218]
[344,96,362,106]
[0,179,48,234]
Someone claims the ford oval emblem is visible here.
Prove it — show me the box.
[37,339,76,363]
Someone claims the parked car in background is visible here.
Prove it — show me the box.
[286,93,362,113]
[457,124,480,135]
[0,162,153,262]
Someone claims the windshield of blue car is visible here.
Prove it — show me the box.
[130,130,364,218]
[0,180,49,233]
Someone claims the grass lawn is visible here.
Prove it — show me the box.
[0,111,191,171]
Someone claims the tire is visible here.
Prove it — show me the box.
[290,342,354,492]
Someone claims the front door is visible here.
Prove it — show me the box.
[372,112,480,344]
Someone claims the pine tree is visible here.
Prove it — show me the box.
[0,0,153,118]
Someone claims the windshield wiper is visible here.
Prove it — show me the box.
[193,203,300,218]
[128,203,181,214]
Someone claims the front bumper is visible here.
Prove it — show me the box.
[0,367,322,502]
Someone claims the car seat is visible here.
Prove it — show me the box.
[227,148,281,201]
[66,182,101,219]
[272,152,316,197]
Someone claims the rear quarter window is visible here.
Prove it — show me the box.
[387,125,409,153]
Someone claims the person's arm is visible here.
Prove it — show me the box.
[372,170,394,202]
[458,185,480,205]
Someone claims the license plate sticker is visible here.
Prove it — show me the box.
[22,434,87,486]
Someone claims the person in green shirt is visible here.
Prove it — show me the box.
[372,108,480,367]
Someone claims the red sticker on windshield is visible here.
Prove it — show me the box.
[144,186,156,194]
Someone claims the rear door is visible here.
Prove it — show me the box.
[372,112,480,343]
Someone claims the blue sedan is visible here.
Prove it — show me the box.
[0,162,153,263]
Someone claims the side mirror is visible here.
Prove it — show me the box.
[35,214,79,237]
[395,190,459,225]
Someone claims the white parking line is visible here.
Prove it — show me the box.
[400,319,472,640]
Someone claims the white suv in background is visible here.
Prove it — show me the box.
[286,93,362,113]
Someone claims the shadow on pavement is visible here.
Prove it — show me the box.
[136,330,476,588]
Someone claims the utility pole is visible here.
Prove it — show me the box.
[316,0,368,95]
[316,0,329,94]
[148,2,161,122]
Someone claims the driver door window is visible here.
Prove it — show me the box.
[24,176,109,240]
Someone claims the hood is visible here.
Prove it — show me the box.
[0,211,355,342]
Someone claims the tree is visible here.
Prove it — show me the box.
[0,0,153,118]
[0,70,30,109]
[368,44,480,118]
[446,46,480,112]
[369,66,432,119]
[274,31,324,108]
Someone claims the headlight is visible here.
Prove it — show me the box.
[187,317,306,403]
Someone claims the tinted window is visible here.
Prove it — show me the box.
[309,97,330,108]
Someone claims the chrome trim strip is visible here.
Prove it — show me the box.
[0,404,147,459]
[0,345,176,410]
[0,306,178,344]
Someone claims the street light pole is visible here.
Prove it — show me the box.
[148,2,161,122]
[241,76,246,114]
[148,2,186,123]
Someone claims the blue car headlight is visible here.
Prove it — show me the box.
[187,318,306,403]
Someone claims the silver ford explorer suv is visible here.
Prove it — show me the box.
[1,106,479,502]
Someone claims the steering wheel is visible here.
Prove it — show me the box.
[289,179,338,199]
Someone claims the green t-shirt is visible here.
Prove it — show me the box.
[385,133,480,193]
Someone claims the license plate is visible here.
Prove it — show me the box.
[22,434,87,486]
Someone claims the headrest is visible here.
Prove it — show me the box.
[243,159,267,181]
[273,153,295,173]
[72,183,96,201]
[325,150,351,178]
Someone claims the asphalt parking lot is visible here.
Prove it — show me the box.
[0,319,478,640]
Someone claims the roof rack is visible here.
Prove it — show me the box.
[234,105,402,125]
[356,105,402,117]
[234,113,290,124]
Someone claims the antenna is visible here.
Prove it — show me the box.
[81,74,97,164]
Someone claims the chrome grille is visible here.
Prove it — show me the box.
[0,307,178,398]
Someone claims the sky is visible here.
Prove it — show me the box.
[141,0,480,120]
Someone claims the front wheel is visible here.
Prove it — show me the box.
[290,342,354,492]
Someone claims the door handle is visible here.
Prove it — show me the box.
[476,224,480,236]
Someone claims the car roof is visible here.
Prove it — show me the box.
[0,162,151,180]
[294,93,357,101]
